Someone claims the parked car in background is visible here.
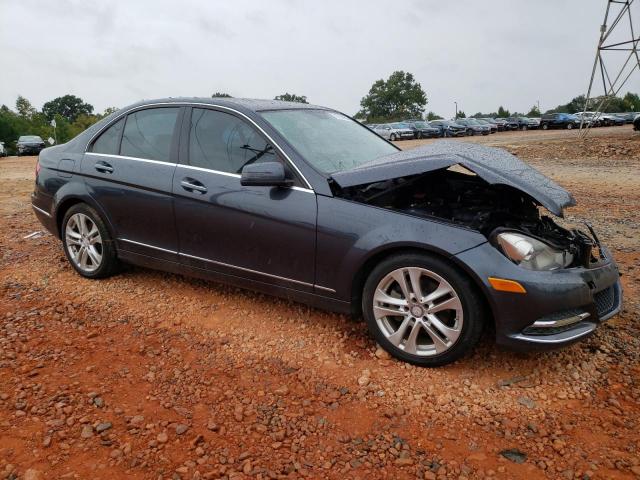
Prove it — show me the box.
[0,142,7,157]
[484,118,507,131]
[617,112,638,123]
[502,117,521,130]
[31,97,622,367]
[634,114,640,131]
[473,118,497,133]
[17,135,46,156]
[540,113,581,130]
[428,120,467,137]
[455,118,491,136]
[528,117,541,128]
[574,112,603,127]
[373,123,414,141]
[598,113,625,126]
[404,120,441,139]
[517,117,539,130]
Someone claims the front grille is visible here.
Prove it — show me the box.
[594,285,618,318]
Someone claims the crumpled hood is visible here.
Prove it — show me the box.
[330,141,576,216]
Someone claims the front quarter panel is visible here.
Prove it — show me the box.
[315,195,487,300]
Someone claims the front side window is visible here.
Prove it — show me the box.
[121,108,179,161]
[188,108,276,174]
[91,118,125,155]
[261,109,397,174]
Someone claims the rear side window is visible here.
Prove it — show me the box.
[188,108,276,174]
[121,108,179,161]
[91,118,125,155]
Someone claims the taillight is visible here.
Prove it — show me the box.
[35,158,41,177]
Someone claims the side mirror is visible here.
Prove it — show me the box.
[240,161,293,187]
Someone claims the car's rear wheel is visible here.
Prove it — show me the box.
[62,204,119,279]
[566,123,573,130]
[362,253,484,367]
[522,125,528,131]
[390,133,397,141]
[541,123,549,130]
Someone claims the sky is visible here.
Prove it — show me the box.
[1,0,638,117]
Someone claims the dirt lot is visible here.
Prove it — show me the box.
[0,126,639,480]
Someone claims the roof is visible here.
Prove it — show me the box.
[121,97,329,113]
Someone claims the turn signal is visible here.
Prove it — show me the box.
[488,277,527,294]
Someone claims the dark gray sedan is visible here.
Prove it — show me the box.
[31,98,622,367]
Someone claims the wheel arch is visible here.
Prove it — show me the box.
[54,195,116,241]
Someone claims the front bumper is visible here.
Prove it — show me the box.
[455,242,623,351]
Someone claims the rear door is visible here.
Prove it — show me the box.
[83,106,182,261]
[172,106,317,292]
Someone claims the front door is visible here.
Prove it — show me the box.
[172,107,317,292]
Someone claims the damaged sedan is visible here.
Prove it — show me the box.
[31,98,622,367]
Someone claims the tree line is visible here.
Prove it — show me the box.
[2,83,638,153]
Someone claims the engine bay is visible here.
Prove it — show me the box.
[334,167,602,268]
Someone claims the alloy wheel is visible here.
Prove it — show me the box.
[373,267,463,356]
[65,213,103,272]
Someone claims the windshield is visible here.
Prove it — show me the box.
[19,135,42,142]
[261,109,398,174]
[414,122,429,128]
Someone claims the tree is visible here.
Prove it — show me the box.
[426,111,442,121]
[101,107,119,117]
[212,92,232,98]
[526,105,541,117]
[42,95,94,122]
[623,92,640,111]
[497,106,510,118]
[357,71,427,122]
[16,96,37,118]
[455,110,466,118]
[274,93,308,103]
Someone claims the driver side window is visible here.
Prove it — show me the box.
[188,108,276,174]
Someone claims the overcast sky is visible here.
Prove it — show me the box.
[1,0,637,117]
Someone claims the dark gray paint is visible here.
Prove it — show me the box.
[331,141,576,216]
[30,97,621,353]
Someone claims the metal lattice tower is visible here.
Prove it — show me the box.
[580,0,640,136]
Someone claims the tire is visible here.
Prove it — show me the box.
[522,125,528,131]
[541,123,549,130]
[566,123,573,130]
[362,253,484,367]
[390,134,397,141]
[61,204,120,279]
[417,132,423,139]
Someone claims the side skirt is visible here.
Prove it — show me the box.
[117,249,352,315]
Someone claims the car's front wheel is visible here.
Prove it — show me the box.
[62,204,120,279]
[567,123,574,130]
[362,253,484,367]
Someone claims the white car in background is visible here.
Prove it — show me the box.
[0,142,7,157]
[373,123,414,141]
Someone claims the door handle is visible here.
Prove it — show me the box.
[95,161,114,174]
[180,178,207,194]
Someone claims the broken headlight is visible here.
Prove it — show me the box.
[496,232,573,271]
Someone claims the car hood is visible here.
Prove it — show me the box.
[330,141,576,216]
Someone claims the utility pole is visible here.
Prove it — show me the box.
[454,101,458,119]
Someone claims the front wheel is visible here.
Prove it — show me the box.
[541,123,549,130]
[522,125,528,131]
[362,253,484,367]
[566,123,574,130]
[62,204,120,279]
[390,133,397,141]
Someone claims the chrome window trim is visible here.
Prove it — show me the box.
[179,252,313,288]
[85,101,313,190]
[32,204,51,218]
[177,164,314,193]
[86,152,176,167]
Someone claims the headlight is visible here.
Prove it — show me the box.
[496,232,573,271]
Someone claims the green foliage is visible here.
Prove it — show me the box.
[455,111,466,118]
[0,95,116,153]
[357,71,427,122]
[42,94,94,122]
[526,105,541,117]
[274,93,308,103]
[426,111,442,121]
[212,92,232,98]
[497,106,510,118]
[623,92,640,111]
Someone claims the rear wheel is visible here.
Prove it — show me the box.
[62,204,120,279]
[541,123,549,130]
[522,125,528,131]
[566,123,573,130]
[362,253,484,367]
[390,133,397,141]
